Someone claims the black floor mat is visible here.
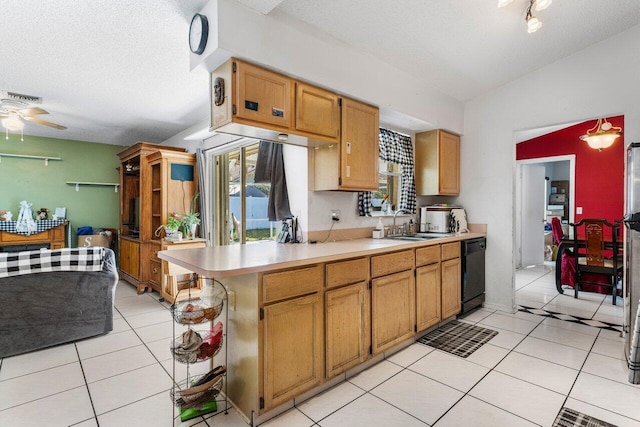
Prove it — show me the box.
[416,320,498,358]
[552,407,616,427]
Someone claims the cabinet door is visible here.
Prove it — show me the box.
[371,270,415,354]
[119,239,140,279]
[441,258,461,319]
[262,293,324,411]
[416,264,441,332]
[325,282,370,378]
[295,82,340,141]
[340,98,379,191]
[235,60,293,129]
[438,131,460,195]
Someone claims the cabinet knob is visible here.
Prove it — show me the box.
[153,267,158,274]
[153,250,158,255]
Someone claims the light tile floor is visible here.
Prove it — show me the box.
[1,265,636,427]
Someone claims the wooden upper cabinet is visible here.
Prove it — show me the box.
[340,98,379,191]
[295,82,340,142]
[312,97,379,191]
[415,129,460,196]
[233,59,294,130]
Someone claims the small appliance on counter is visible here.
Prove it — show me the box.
[420,205,465,233]
[277,216,300,243]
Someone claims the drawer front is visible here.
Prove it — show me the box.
[326,257,369,288]
[415,245,441,267]
[149,243,161,262]
[441,242,461,261]
[262,264,323,304]
[371,250,414,278]
[149,260,162,284]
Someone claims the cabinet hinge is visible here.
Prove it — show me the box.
[259,308,264,320]
[232,62,237,73]
[259,397,264,409]
[232,104,237,115]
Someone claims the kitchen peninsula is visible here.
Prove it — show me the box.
[159,232,485,425]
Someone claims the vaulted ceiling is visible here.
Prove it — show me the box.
[1,0,638,145]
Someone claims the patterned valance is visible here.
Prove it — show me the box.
[359,128,416,216]
[0,219,67,236]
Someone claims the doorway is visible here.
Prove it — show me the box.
[516,155,576,269]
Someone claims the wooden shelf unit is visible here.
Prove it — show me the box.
[117,142,197,294]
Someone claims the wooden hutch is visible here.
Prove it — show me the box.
[117,142,199,295]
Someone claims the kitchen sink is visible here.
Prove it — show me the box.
[386,234,439,241]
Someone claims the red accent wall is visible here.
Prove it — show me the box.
[516,115,624,223]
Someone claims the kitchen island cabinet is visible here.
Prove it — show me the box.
[159,233,483,425]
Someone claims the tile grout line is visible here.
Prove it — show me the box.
[74,342,101,427]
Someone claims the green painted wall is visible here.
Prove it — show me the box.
[0,134,124,246]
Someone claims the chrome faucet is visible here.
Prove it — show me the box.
[392,209,415,236]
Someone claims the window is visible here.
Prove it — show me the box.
[213,142,278,245]
[373,159,402,215]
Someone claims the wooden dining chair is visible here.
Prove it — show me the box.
[570,219,623,304]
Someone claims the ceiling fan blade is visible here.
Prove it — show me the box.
[18,107,49,116]
[0,113,8,118]
[23,116,67,130]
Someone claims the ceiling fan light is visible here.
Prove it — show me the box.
[534,0,552,11]
[497,0,513,8]
[527,16,542,33]
[2,116,24,131]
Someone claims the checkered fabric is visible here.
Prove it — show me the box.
[0,247,104,278]
[416,320,498,358]
[0,219,67,236]
[552,407,615,427]
[358,128,416,216]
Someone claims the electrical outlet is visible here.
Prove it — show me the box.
[331,210,340,222]
[228,290,236,311]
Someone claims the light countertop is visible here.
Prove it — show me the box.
[158,233,486,278]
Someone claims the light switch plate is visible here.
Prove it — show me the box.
[577,207,583,214]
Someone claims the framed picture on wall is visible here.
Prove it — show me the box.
[54,207,66,219]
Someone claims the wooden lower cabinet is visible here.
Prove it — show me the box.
[371,270,415,354]
[441,258,462,319]
[325,282,370,378]
[119,238,140,284]
[416,263,441,332]
[261,293,324,411]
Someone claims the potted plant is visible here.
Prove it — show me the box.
[181,193,201,239]
[156,214,183,240]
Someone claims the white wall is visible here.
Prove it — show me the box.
[461,24,640,312]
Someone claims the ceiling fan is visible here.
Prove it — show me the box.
[0,99,67,140]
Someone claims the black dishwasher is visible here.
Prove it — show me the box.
[460,237,486,315]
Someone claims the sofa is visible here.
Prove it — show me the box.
[0,247,119,358]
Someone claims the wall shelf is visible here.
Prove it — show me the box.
[0,153,62,166]
[66,181,120,192]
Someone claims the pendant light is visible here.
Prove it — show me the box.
[579,118,623,151]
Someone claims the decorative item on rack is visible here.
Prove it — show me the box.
[0,211,11,221]
[171,294,224,324]
[171,365,226,409]
[498,0,551,33]
[579,117,623,151]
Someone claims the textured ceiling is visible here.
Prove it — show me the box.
[0,0,638,145]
